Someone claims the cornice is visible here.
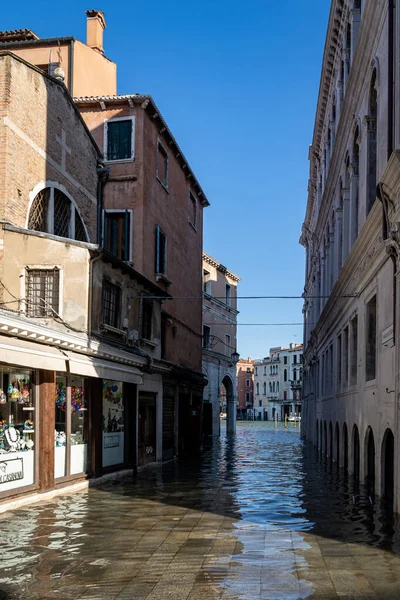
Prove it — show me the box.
[202,252,241,282]
[0,309,147,369]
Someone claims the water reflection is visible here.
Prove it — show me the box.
[0,421,400,599]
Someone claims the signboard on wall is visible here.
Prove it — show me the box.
[0,457,24,484]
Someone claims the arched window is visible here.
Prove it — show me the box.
[276,382,279,393]
[272,382,275,393]
[28,186,88,242]
[293,369,297,381]
[263,382,266,395]
[284,369,287,382]
[269,382,272,393]
[367,70,377,215]
[256,383,259,395]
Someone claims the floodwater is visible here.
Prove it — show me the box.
[1,422,400,599]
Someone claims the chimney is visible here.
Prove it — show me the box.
[86,9,106,54]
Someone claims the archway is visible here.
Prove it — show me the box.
[335,422,340,464]
[352,424,360,480]
[365,427,375,494]
[343,423,348,472]
[329,422,333,461]
[382,429,394,503]
[222,375,236,435]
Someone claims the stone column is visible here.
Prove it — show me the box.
[342,188,350,264]
[350,163,359,249]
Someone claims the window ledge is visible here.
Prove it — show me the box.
[156,178,169,193]
[101,323,127,337]
[140,339,158,349]
[104,158,135,165]
[156,274,172,286]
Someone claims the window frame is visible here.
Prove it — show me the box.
[203,325,211,349]
[103,209,133,262]
[141,298,153,341]
[188,190,197,230]
[104,116,135,163]
[25,266,61,318]
[155,226,167,276]
[156,139,169,190]
[101,279,122,329]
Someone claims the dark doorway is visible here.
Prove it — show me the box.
[382,428,394,504]
[335,422,340,464]
[329,422,333,461]
[138,392,156,466]
[352,425,360,480]
[343,423,348,472]
[365,427,375,494]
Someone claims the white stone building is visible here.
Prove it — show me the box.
[300,0,400,509]
[253,344,303,420]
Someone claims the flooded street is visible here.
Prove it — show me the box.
[1,421,400,599]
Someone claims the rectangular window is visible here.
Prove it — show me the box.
[203,325,211,349]
[104,211,131,261]
[293,354,297,364]
[188,191,197,229]
[259,400,262,407]
[26,268,60,317]
[246,367,251,373]
[203,270,211,294]
[102,279,121,328]
[337,334,342,391]
[155,226,167,275]
[141,299,153,341]
[350,316,358,385]
[226,284,231,306]
[343,326,349,387]
[284,356,287,365]
[246,392,250,404]
[255,367,258,376]
[366,296,377,381]
[284,391,287,401]
[105,118,134,161]
[264,366,267,376]
[225,334,231,355]
[157,141,168,188]
[245,379,250,387]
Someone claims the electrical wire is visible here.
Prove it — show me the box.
[133,294,358,300]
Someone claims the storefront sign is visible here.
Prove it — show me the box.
[0,457,24,484]
[104,435,120,449]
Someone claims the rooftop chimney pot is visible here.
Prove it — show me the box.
[86,9,106,54]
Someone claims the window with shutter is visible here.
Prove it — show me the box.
[105,118,134,161]
[104,211,131,261]
[155,226,167,275]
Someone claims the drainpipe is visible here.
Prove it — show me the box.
[388,0,395,160]
[96,165,110,246]
[68,39,75,96]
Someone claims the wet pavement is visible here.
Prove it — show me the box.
[1,422,400,599]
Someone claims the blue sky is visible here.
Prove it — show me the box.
[2,0,330,359]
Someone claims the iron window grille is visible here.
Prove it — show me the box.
[102,279,121,329]
[28,187,88,242]
[26,268,60,317]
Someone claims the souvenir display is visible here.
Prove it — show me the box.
[55,430,66,447]
[103,381,122,404]
[55,381,67,411]
[71,385,84,413]
[0,390,6,404]
[7,382,20,402]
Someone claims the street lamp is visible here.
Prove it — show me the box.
[231,351,240,365]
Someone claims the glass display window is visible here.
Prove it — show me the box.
[102,380,124,468]
[55,375,89,479]
[0,366,36,492]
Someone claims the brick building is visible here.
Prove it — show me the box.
[0,11,209,508]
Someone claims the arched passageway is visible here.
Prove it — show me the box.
[343,423,348,472]
[335,422,340,464]
[329,422,333,461]
[382,429,394,504]
[222,375,236,434]
[352,425,360,480]
[365,427,375,494]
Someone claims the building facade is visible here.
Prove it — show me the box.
[300,0,400,509]
[236,358,254,418]
[253,345,303,420]
[202,253,240,436]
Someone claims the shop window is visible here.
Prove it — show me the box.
[157,141,168,188]
[188,191,197,229]
[0,368,35,492]
[55,376,88,479]
[155,226,167,275]
[26,267,60,318]
[105,117,134,162]
[102,380,124,467]
[103,210,131,261]
[141,299,153,341]
[102,279,121,329]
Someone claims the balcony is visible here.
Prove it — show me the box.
[290,380,302,391]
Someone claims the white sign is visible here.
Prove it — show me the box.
[0,457,24,484]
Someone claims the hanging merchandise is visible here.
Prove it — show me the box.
[7,381,20,402]
[71,385,84,413]
[102,381,122,404]
[19,378,30,405]
[55,381,67,411]
[0,390,6,404]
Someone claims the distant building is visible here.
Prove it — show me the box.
[202,253,240,436]
[254,344,303,420]
[236,358,254,418]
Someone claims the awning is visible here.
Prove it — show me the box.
[0,335,143,384]
[0,335,67,371]
[66,351,143,385]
